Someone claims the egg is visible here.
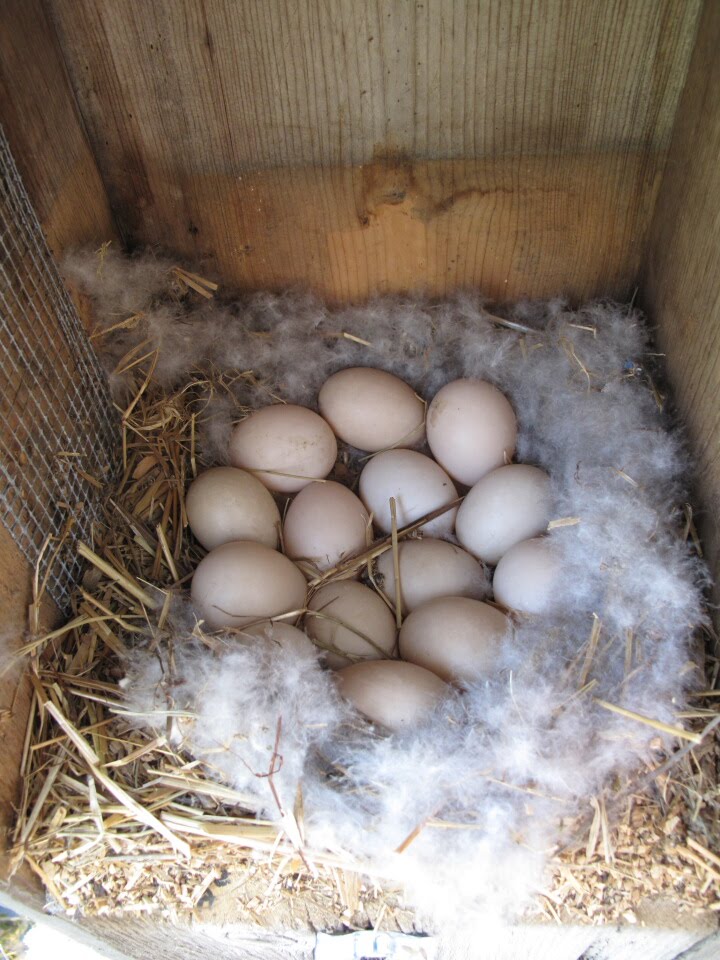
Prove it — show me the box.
[228,404,337,493]
[191,541,307,630]
[455,464,551,565]
[305,580,396,668]
[237,620,316,653]
[399,597,511,684]
[492,538,560,614]
[375,538,488,615]
[283,481,370,574]
[185,466,281,550]
[359,450,458,538]
[427,379,517,485]
[336,660,449,732]
[318,367,425,452]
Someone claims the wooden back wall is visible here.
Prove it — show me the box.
[41,0,702,303]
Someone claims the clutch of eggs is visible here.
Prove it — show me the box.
[185,366,561,733]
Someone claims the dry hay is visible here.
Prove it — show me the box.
[4,278,720,932]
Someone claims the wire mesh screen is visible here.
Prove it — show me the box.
[0,125,116,611]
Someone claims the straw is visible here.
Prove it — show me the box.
[43,701,190,858]
[389,497,402,629]
[10,347,718,926]
[594,699,703,744]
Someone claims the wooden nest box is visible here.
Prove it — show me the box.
[0,2,718,958]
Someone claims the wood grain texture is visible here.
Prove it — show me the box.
[0,0,114,873]
[0,0,116,255]
[585,927,719,960]
[0,524,35,863]
[0,913,711,960]
[677,933,720,960]
[77,921,715,960]
[0,887,132,960]
[7,150,664,304]
[642,0,720,595]
[0,526,59,874]
[672,932,720,960]
[79,919,315,960]
[432,923,716,960]
[48,0,701,301]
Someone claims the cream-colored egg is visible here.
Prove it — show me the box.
[399,597,511,684]
[228,404,337,493]
[375,538,489,615]
[185,466,281,550]
[359,450,458,538]
[455,464,551,565]
[336,660,449,732]
[191,541,307,630]
[426,379,517,485]
[318,367,425,452]
[305,580,396,668]
[237,620,316,653]
[492,538,560,614]
[283,481,369,574]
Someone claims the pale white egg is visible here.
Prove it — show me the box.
[375,538,489,615]
[455,464,551,565]
[492,538,560,614]
[191,541,307,630]
[305,580,396,668]
[318,367,425,452]
[399,596,511,684]
[185,466,281,550]
[283,481,369,574]
[359,449,458,538]
[427,379,517,485]
[336,660,449,732]
[228,404,337,493]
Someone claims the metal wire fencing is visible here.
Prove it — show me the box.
[0,125,116,611]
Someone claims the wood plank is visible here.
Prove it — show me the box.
[0,0,115,877]
[673,932,720,960]
[427,920,716,960]
[641,0,720,597]
[48,0,701,301]
[0,912,711,960]
[0,527,59,876]
[77,916,316,960]
[587,926,718,960]
[0,0,116,256]
[0,888,132,960]
[0,150,664,305]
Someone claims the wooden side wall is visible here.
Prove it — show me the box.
[47,0,701,303]
[642,0,720,605]
[0,0,116,874]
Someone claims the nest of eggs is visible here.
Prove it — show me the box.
[7,253,720,930]
[185,370,556,732]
